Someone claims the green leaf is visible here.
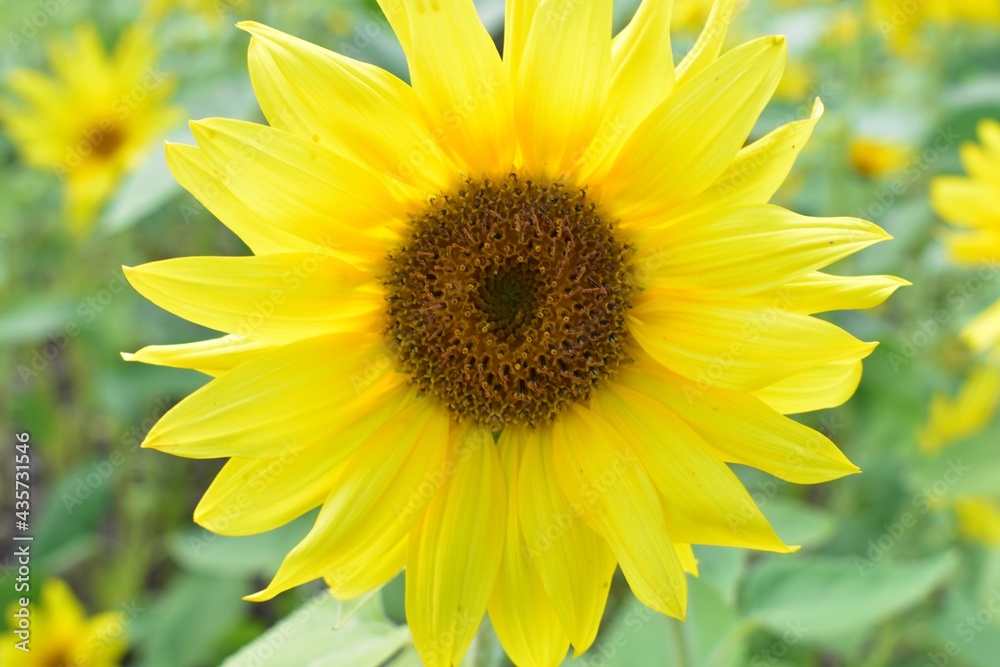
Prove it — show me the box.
[168,513,314,578]
[741,551,958,643]
[133,572,250,667]
[221,591,411,667]
[910,426,1000,500]
[0,299,78,345]
[764,497,837,549]
[566,593,677,667]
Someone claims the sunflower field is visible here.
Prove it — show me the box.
[1,0,999,666]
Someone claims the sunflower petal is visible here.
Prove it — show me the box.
[667,98,824,219]
[165,143,319,255]
[620,360,859,484]
[963,300,1000,353]
[515,0,613,176]
[553,405,688,619]
[605,35,786,221]
[238,21,455,193]
[592,383,793,553]
[406,422,506,667]
[636,205,891,295]
[190,118,403,258]
[124,254,383,345]
[246,397,449,600]
[489,428,571,667]
[675,0,737,83]
[630,293,877,391]
[763,272,910,315]
[753,360,863,415]
[518,426,616,655]
[140,333,406,459]
[581,0,675,178]
[122,334,274,377]
[325,537,408,601]
[393,0,514,174]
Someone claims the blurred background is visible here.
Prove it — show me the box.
[1,0,999,665]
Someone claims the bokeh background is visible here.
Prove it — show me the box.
[1,0,999,665]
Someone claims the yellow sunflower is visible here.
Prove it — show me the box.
[0,579,127,667]
[124,1,903,664]
[932,119,1000,355]
[919,364,1000,545]
[869,0,1000,54]
[0,24,179,234]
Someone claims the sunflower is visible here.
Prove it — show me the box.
[0,579,127,667]
[125,1,902,664]
[0,25,179,234]
[919,363,1000,546]
[868,0,1000,54]
[932,119,1000,355]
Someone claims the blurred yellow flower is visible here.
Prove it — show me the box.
[919,363,1000,545]
[125,0,901,664]
[672,0,716,31]
[849,137,912,178]
[932,119,1000,354]
[774,61,812,101]
[0,579,127,667]
[825,8,862,45]
[954,497,1000,545]
[0,25,179,235]
[869,0,1000,54]
[146,0,248,22]
[920,364,1000,452]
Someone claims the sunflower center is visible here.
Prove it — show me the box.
[384,174,633,430]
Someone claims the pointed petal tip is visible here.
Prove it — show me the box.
[120,351,135,362]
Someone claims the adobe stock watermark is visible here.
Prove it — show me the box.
[7,0,73,53]
[17,268,128,388]
[853,458,970,574]
[923,589,1000,667]
[887,260,999,372]
[857,126,961,221]
[60,398,172,513]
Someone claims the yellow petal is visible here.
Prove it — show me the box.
[761,272,910,315]
[503,0,543,82]
[619,360,860,484]
[673,544,699,576]
[518,425,616,655]
[489,428,571,667]
[189,118,403,259]
[954,497,1000,545]
[675,0,737,83]
[630,292,877,391]
[406,422,506,667]
[515,0,612,177]
[959,141,1000,186]
[393,0,514,174]
[124,254,383,345]
[963,300,1000,353]
[237,21,455,194]
[666,98,824,219]
[635,205,891,295]
[946,230,1000,265]
[141,333,406,459]
[79,611,129,664]
[122,334,273,377]
[553,405,688,619]
[248,398,450,601]
[605,36,786,222]
[932,176,1000,228]
[325,537,408,600]
[581,0,675,179]
[165,143,319,255]
[592,384,793,553]
[753,360,864,415]
[920,364,1000,452]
